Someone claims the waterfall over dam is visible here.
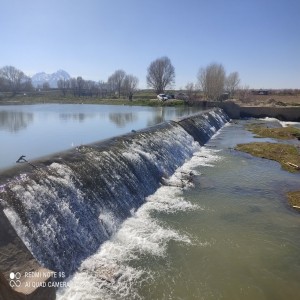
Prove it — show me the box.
[0,108,229,295]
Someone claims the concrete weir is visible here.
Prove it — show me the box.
[207,101,300,121]
[0,108,229,299]
[0,209,56,300]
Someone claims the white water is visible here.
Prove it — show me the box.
[57,144,222,300]
[260,117,300,128]
[0,109,230,298]
[56,118,300,299]
[1,120,209,276]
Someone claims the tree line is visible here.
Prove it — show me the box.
[57,72,138,100]
[56,70,139,100]
[0,58,241,101]
[0,66,33,95]
[0,66,140,100]
[146,58,240,100]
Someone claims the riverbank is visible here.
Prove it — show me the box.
[56,115,300,299]
[236,142,300,173]
[0,109,228,299]
[0,90,187,107]
[3,92,300,121]
[0,96,185,107]
[235,124,300,210]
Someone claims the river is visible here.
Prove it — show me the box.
[0,104,201,171]
[1,106,300,300]
[56,118,300,300]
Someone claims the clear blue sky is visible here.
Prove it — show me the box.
[0,0,299,89]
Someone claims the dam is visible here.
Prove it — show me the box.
[0,108,229,299]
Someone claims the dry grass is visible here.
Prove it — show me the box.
[287,191,300,210]
[247,125,300,140]
[237,123,300,212]
[235,142,300,173]
[234,94,300,107]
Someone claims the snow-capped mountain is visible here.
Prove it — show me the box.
[31,70,71,88]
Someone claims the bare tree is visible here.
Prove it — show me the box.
[146,56,175,94]
[85,80,98,97]
[0,66,26,95]
[76,76,85,97]
[42,82,50,91]
[0,76,9,92]
[122,75,139,101]
[57,79,70,96]
[236,85,251,103]
[108,69,126,98]
[225,72,240,98]
[98,81,109,98]
[185,82,197,100]
[21,76,33,92]
[197,63,225,100]
[107,78,116,97]
[70,78,77,96]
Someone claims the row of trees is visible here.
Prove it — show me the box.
[56,70,139,100]
[0,65,139,100]
[107,70,139,100]
[0,59,240,101]
[0,66,33,94]
[145,58,240,100]
[197,63,240,100]
[56,71,139,100]
[147,57,240,100]
[57,57,175,98]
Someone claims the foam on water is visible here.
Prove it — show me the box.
[279,121,300,128]
[0,108,229,296]
[258,117,300,128]
[259,117,280,123]
[57,147,222,300]
[1,122,204,275]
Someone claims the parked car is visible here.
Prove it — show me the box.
[157,94,168,101]
[166,94,175,99]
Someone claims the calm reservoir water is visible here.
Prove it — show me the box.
[57,118,300,300]
[0,104,202,171]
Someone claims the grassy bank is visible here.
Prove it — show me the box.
[235,142,300,173]
[287,191,300,211]
[247,124,300,140]
[236,124,300,211]
[234,93,300,107]
[0,90,186,106]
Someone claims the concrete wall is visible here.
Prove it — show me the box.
[196,101,300,121]
[0,209,56,299]
[239,106,300,121]
[1,105,299,299]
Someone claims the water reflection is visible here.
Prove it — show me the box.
[0,111,34,132]
[109,112,138,127]
[59,113,95,122]
[0,104,203,171]
[147,106,203,126]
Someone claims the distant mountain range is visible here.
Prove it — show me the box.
[31,70,71,88]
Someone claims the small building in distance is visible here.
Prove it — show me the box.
[252,89,269,95]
